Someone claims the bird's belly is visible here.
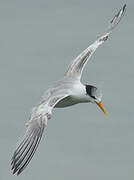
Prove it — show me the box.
[55,95,89,108]
[55,96,80,108]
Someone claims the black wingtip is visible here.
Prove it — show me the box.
[12,165,20,176]
[123,4,126,12]
[17,171,21,176]
[110,4,126,25]
[12,168,18,175]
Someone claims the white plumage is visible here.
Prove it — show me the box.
[11,4,126,175]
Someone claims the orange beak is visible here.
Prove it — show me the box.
[96,101,107,115]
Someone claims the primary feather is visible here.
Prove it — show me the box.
[11,94,69,175]
[65,4,126,79]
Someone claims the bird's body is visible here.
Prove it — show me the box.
[11,5,126,175]
[41,76,90,108]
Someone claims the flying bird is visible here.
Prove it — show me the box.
[11,4,126,175]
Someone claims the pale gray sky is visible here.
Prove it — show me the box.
[0,0,133,180]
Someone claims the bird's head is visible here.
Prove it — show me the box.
[85,85,107,114]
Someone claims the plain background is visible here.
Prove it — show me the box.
[0,0,133,180]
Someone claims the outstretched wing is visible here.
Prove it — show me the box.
[64,4,126,79]
[11,93,69,175]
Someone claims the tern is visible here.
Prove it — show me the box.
[11,4,126,175]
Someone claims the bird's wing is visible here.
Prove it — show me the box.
[64,4,126,80]
[11,93,69,175]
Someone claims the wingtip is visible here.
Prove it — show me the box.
[11,164,21,176]
[12,168,17,175]
[108,3,126,33]
[17,170,21,176]
[123,4,126,12]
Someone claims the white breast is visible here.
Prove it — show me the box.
[55,82,90,108]
[71,82,90,102]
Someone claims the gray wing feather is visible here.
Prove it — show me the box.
[64,4,126,79]
[11,107,47,175]
[11,93,69,175]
